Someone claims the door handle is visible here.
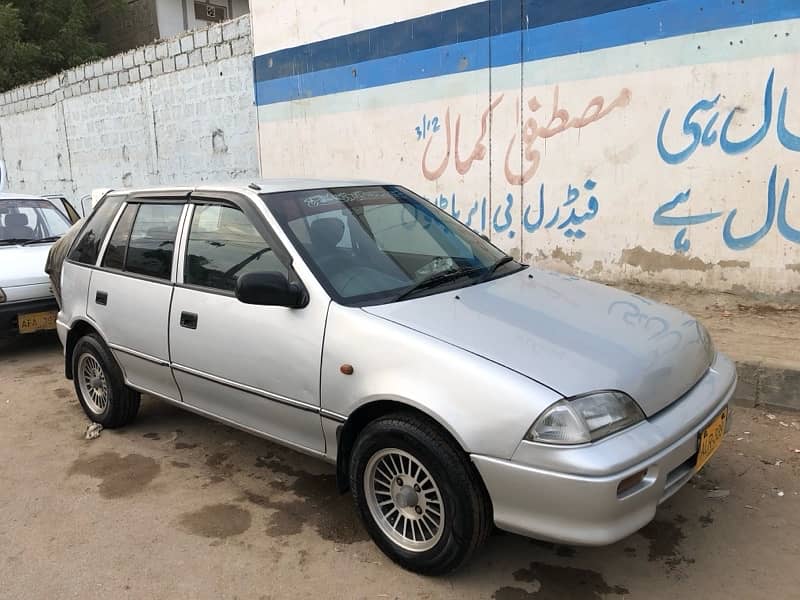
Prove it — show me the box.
[179,311,198,330]
[95,291,108,306]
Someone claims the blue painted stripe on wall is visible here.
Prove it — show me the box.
[253,0,665,83]
[255,0,800,107]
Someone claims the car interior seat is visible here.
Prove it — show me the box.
[3,213,35,239]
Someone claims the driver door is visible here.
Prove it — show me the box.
[169,195,327,454]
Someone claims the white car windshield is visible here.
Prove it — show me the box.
[264,185,523,306]
[0,198,71,245]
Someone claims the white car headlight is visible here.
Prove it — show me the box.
[525,391,645,445]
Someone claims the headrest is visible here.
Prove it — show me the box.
[309,217,345,250]
[5,213,28,227]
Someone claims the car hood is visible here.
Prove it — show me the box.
[363,268,713,416]
[0,244,52,287]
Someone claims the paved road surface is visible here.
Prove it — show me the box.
[1,334,798,599]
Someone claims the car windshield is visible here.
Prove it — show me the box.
[263,185,524,306]
[0,198,71,244]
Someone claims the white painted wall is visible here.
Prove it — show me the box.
[0,16,257,199]
[252,1,800,298]
[155,0,186,39]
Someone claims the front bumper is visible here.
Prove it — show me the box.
[0,297,59,337]
[471,352,737,545]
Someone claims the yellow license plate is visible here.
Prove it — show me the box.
[696,407,728,471]
[18,310,57,334]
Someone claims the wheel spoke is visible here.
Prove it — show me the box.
[420,515,435,538]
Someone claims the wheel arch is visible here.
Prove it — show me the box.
[334,399,477,495]
[64,318,105,379]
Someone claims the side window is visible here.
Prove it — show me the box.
[69,196,124,265]
[101,204,138,270]
[125,204,183,280]
[184,204,286,292]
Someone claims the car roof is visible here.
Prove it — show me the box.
[104,178,390,197]
[0,192,50,201]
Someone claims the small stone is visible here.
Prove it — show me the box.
[766,414,776,420]
[84,422,103,440]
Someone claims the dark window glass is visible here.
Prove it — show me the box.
[125,204,182,280]
[101,204,138,270]
[263,186,513,306]
[184,204,285,292]
[69,196,124,265]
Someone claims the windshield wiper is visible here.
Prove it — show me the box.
[476,255,516,284]
[394,266,482,301]
[21,236,62,246]
[0,238,32,246]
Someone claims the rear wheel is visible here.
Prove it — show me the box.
[350,412,492,575]
[72,333,140,428]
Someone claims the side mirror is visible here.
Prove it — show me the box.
[235,272,306,307]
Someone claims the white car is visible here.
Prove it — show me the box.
[55,181,734,574]
[0,193,73,337]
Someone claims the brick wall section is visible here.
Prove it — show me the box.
[0,15,257,197]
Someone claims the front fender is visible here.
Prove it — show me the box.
[320,304,562,460]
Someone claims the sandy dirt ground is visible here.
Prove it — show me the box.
[1,333,799,600]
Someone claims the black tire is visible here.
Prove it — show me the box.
[71,333,140,428]
[350,412,492,575]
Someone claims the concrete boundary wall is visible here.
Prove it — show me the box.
[0,14,257,198]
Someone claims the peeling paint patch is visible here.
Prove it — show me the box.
[718,260,750,268]
[621,246,712,273]
[788,263,800,273]
[550,246,582,266]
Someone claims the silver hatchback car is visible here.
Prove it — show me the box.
[56,181,735,574]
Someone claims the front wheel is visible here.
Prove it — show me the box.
[350,413,492,575]
[72,333,140,428]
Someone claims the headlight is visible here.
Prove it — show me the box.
[525,391,645,445]
[0,288,5,303]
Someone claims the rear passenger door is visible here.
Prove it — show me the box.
[168,193,327,454]
[88,194,187,401]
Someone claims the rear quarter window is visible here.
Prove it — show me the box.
[68,196,124,265]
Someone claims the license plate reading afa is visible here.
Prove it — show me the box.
[18,310,57,334]
[696,407,728,471]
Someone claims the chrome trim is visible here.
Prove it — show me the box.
[108,343,170,367]
[320,408,347,423]
[171,362,320,414]
[95,201,128,267]
[129,383,326,459]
